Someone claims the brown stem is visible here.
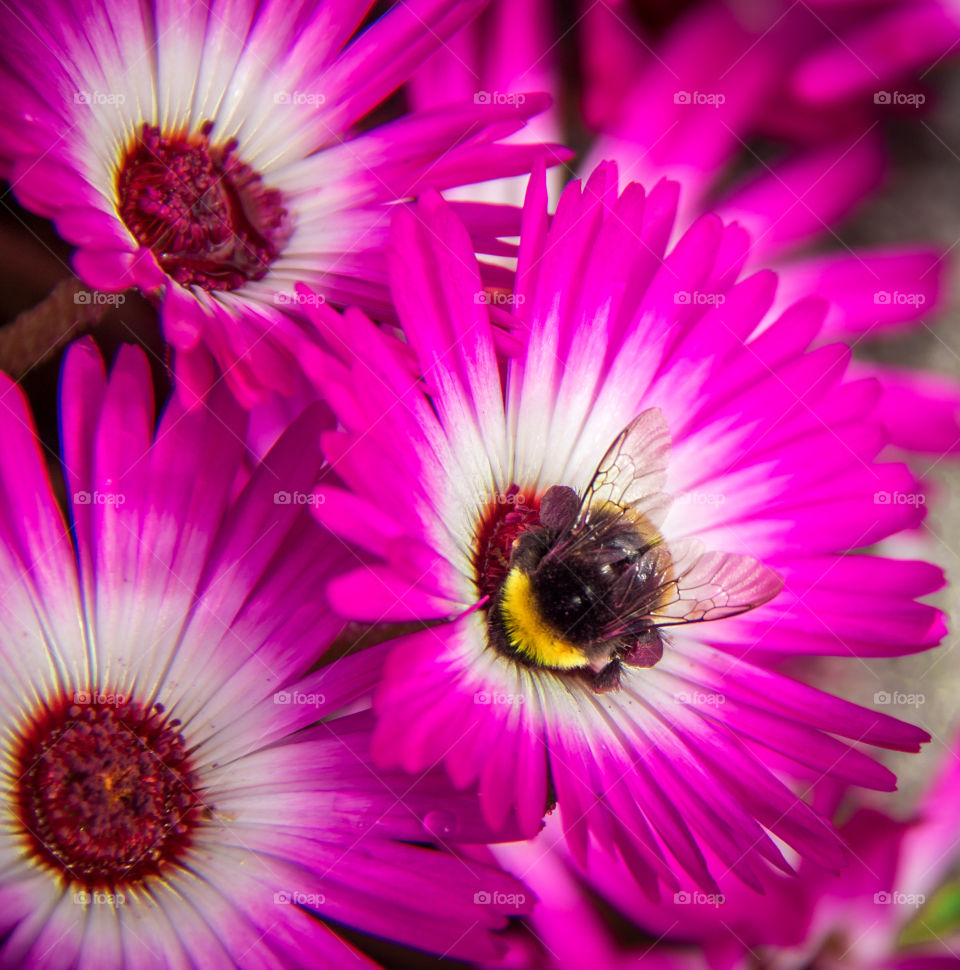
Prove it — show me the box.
[0,278,113,378]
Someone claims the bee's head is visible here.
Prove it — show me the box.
[539,485,579,532]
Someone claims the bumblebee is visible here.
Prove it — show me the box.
[485,409,783,692]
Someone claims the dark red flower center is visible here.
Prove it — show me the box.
[116,122,291,291]
[473,484,541,599]
[14,695,201,887]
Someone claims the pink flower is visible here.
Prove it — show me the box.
[305,164,944,892]
[0,338,531,968]
[0,0,564,406]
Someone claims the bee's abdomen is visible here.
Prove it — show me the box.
[488,567,590,670]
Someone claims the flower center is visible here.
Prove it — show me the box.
[14,694,200,887]
[472,484,541,600]
[475,483,668,690]
[116,122,291,291]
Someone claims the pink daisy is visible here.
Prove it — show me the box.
[0,0,562,406]
[0,337,530,969]
[307,163,945,895]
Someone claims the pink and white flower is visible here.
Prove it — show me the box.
[306,164,945,893]
[0,0,563,405]
[0,338,530,969]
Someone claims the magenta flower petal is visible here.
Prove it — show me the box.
[792,3,959,103]
[716,135,886,260]
[776,247,946,339]
[852,361,960,455]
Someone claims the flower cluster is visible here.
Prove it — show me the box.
[0,1,956,968]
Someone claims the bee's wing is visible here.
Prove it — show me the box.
[578,408,672,529]
[647,538,783,624]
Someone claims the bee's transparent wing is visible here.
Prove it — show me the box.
[648,538,783,624]
[578,408,672,529]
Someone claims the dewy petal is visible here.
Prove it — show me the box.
[311,164,945,891]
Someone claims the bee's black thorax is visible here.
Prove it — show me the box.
[485,498,666,687]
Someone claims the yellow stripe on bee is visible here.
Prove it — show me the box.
[500,568,589,670]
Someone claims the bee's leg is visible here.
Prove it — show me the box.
[589,659,622,693]
[621,629,663,668]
